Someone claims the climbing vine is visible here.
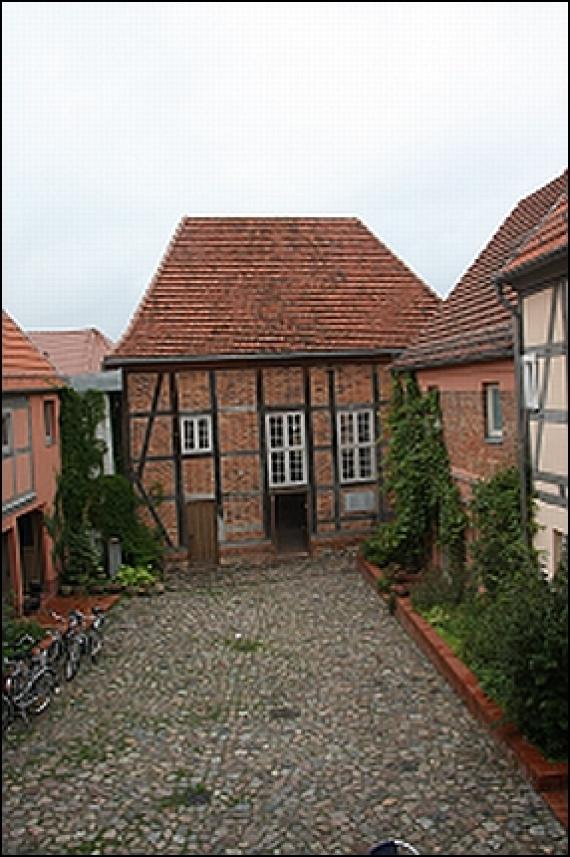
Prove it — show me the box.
[46,387,163,590]
[364,373,467,573]
[46,387,107,588]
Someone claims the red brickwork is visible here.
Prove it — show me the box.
[440,389,517,486]
[218,412,258,452]
[182,457,215,497]
[125,360,389,563]
[178,370,210,411]
[335,364,373,405]
[263,366,304,406]
[128,372,170,411]
[310,367,329,406]
[141,460,175,497]
[221,454,260,494]
[312,410,332,446]
[217,370,257,407]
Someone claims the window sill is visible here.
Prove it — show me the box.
[484,435,503,445]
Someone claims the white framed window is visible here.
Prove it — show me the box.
[2,410,12,456]
[484,383,503,440]
[337,409,376,483]
[180,415,212,455]
[266,411,306,487]
[523,353,540,411]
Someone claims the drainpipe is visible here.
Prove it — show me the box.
[494,277,529,542]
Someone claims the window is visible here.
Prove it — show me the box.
[338,409,376,483]
[44,400,56,445]
[484,383,503,440]
[523,354,539,410]
[180,415,212,454]
[2,411,12,456]
[266,411,306,487]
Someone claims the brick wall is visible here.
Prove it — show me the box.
[124,360,391,563]
[417,359,518,498]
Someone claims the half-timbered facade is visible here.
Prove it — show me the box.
[395,171,567,502]
[496,190,568,577]
[106,217,440,565]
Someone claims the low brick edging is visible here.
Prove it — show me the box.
[356,553,568,826]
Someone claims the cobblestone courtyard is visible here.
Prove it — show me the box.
[2,554,567,855]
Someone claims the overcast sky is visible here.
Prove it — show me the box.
[2,2,568,343]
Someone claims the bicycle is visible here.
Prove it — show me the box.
[84,606,107,663]
[2,634,58,733]
[47,606,107,680]
[47,609,84,682]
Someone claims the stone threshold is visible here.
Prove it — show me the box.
[356,553,568,830]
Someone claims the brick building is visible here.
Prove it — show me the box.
[106,217,440,565]
[395,171,567,500]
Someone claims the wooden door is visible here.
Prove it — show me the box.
[186,500,217,563]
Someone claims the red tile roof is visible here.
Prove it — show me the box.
[2,311,61,392]
[499,192,568,279]
[108,217,441,364]
[395,170,568,370]
[28,328,114,376]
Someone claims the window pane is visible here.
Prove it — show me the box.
[340,413,354,446]
[357,411,372,443]
[270,451,285,484]
[184,419,195,451]
[341,448,355,481]
[358,447,373,479]
[288,413,302,447]
[524,357,539,410]
[198,417,210,449]
[289,450,304,483]
[269,415,283,450]
[492,387,503,432]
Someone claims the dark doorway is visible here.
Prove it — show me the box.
[18,511,43,614]
[273,492,308,553]
[2,532,12,604]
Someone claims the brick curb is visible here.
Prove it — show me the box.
[356,554,568,827]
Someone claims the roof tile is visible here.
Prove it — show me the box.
[28,328,114,376]
[2,311,61,391]
[396,170,568,369]
[109,217,441,362]
[500,192,568,278]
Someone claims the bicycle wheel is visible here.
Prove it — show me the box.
[64,640,81,682]
[89,629,103,663]
[27,670,55,716]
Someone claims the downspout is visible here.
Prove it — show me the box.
[494,277,529,542]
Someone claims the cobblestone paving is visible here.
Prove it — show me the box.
[2,553,568,855]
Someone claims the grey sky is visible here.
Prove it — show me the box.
[2,2,568,343]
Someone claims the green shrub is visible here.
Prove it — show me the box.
[89,474,164,571]
[364,374,467,573]
[58,524,103,589]
[463,561,568,760]
[2,604,45,658]
[115,564,157,589]
[469,467,537,594]
[411,562,469,613]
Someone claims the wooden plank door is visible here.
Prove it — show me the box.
[186,500,217,563]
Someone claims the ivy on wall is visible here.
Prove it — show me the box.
[46,387,162,591]
[364,373,467,573]
[46,388,106,588]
